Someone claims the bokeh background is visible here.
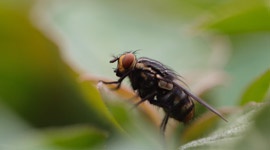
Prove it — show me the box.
[0,0,269,149]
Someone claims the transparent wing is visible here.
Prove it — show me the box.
[173,81,228,122]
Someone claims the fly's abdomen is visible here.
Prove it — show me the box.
[161,89,195,123]
[171,96,194,123]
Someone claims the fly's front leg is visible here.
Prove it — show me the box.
[99,79,123,90]
[99,70,132,90]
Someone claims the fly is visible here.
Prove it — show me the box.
[100,51,227,135]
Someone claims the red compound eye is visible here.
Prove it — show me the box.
[122,53,135,69]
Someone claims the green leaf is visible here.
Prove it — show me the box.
[179,104,261,150]
[196,0,270,34]
[45,125,107,149]
[79,81,126,134]
[35,0,222,78]
[239,69,270,106]
[0,0,118,129]
[0,105,108,150]
[233,103,270,150]
[181,107,237,143]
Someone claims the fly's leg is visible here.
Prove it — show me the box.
[149,89,175,108]
[99,70,132,90]
[131,91,157,110]
[99,80,122,90]
[160,113,170,137]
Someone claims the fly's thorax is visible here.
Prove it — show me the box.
[134,62,145,69]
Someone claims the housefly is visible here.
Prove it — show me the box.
[100,51,227,134]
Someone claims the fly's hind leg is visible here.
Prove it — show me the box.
[160,113,170,137]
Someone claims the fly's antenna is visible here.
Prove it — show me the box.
[132,49,141,54]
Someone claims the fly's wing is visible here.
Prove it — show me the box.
[173,80,228,122]
[138,57,181,79]
[138,57,190,89]
[138,57,227,122]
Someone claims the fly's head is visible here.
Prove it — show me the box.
[110,52,137,77]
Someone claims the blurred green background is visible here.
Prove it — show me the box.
[0,0,269,149]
